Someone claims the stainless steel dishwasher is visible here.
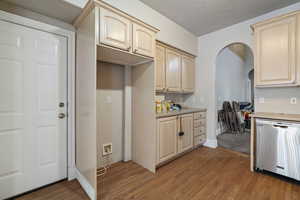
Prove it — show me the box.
[256,119,300,180]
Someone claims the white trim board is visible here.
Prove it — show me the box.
[124,66,132,162]
[75,168,96,200]
[204,139,218,148]
[0,10,76,180]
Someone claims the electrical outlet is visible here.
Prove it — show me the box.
[291,97,297,105]
[103,143,113,156]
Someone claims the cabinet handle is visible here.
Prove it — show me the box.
[58,113,66,119]
[273,124,288,129]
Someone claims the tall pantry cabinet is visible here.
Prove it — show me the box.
[74,1,159,199]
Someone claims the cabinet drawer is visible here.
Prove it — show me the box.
[194,126,206,136]
[194,135,206,146]
[194,112,206,120]
[194,119,206,128]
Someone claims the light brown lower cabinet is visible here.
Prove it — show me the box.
[178,114,194,153]
[193,112,207,147]
[156,116,178,164]
[156,114,194,165]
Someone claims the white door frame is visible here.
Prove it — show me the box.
[0,10,76,180]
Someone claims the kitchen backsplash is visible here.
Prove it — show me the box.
[155,93,190,107]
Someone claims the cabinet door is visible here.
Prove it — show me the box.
[132,23,156,57]
[155,44,166,91]
[157,117,177,164]
[178,114,194,153]
[166,49,181,92]
[181,55,195,93]
[255,15,297,87]
[99,8,132,51]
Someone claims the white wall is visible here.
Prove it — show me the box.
[102,0,198,55]
[186,2,300,145]
[216,47,252,109]
[96,62,124,167]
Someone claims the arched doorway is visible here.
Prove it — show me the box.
[215,42,254,154]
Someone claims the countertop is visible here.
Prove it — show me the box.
[156,108,207,119]
[251,112,300,122]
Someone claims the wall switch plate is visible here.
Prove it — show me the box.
[291,97,297,105]
[259,97,265,104]
[103,143,113,156]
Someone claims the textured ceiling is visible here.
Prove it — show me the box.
[140,0,300,36]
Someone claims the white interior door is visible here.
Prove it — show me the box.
[0,20,67,199]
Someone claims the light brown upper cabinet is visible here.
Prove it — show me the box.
[253,12,300,87]
[155,42,196,93]
[99,8,132,51]
[155,44,166,91]
[178,114,194,153]
[156,116,178,164]
[98,7,157,58]
[133,23,156,57]
[166,48,182,92]
[181,55,195,93]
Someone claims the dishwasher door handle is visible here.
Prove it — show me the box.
[273,124,289,129]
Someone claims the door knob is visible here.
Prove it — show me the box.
[58,113,66,119]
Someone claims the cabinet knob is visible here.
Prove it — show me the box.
[179,131,184,136]
[133,49,138,53]
[127,46,131,51]
[58,113,66,119]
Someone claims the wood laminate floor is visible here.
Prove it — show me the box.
[16,147,300,200]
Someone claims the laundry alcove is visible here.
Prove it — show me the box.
[75,2,159,199]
